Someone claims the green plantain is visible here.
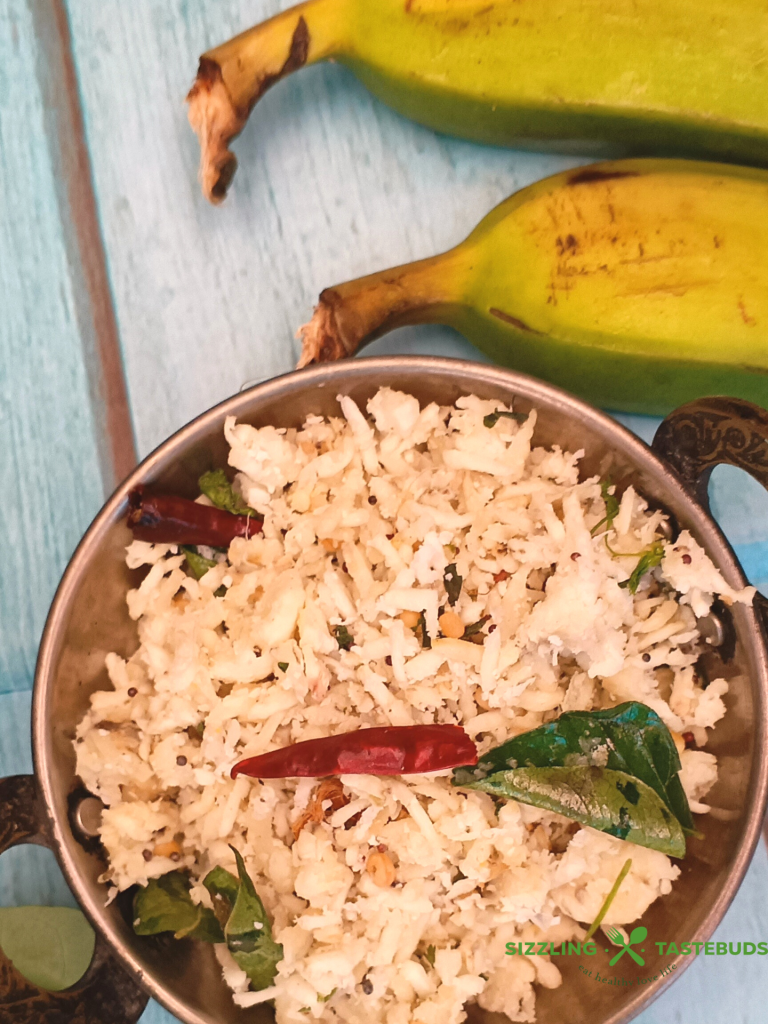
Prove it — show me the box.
[188,0,768,203]
[297,159,768,415]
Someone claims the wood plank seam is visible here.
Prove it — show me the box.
[27,0,137,492]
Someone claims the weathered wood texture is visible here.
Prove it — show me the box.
[63,0,579,457]
[0,1,767,1022]
[0,0,112,695]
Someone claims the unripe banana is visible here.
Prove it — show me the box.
[188,0,768,203]
[297,159,768,415]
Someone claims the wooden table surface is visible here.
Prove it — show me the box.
[1,3,767,1021]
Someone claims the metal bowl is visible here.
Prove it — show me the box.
[3,357,767,1024]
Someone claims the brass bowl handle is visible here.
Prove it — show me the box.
[653,396,768,503]
[653,395,768,625]
[0,775,149,1024]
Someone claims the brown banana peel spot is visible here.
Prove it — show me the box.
[187,15,311,204]
[187,62,243,205]
[297,296,352,367]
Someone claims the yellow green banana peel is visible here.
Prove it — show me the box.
[188,0,768,204]
[297,159,768,416]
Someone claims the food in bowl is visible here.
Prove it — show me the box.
[74,388,753,1023]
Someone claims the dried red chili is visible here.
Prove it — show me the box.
[231,725,478,779]
[127,486,262,547]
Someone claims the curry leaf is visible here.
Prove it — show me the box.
[619,542,665,594]
[591,479,620,536]
[181,545,218,580]
[462,766,686,857]
[333,624,354,651]
[483,409,526,428]
[454,701,693,834]
[443,563,463,606]
[461,615,490,640]
[198,469,255,516]
[417,610,432,649]
[0,906,95,992]
[133,871,224,942]
[203,865,240,927]
[227,847,283,990]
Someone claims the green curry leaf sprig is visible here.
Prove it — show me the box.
[133,847,282,991]
[453,701,695,858]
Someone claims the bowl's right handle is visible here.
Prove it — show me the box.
[652,395,768,624]
[0,774,149,1024]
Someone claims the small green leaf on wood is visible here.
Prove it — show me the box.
[0,906,95,992]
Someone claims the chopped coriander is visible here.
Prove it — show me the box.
[619,541,665,594]
[277,662,289,672]
[333,624,354,651]
[591,479,620,536]
[318,989,337,1002]
[425,944,436,967]
[483,409,526,428]
[461,615,491,640]
[198,469,255,516]
[181,545,217,580]
[443,563,463,606]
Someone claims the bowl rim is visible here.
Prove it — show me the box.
[32,356,768,1024]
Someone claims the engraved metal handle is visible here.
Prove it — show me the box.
[0,775,149,1024]
[652,395,768,625]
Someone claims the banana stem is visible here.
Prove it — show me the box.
[187,0,342,203]
[297,248,471,367]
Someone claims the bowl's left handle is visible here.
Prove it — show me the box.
[0,775,150,1024]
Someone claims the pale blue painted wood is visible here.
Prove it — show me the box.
[0,0,107,694]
